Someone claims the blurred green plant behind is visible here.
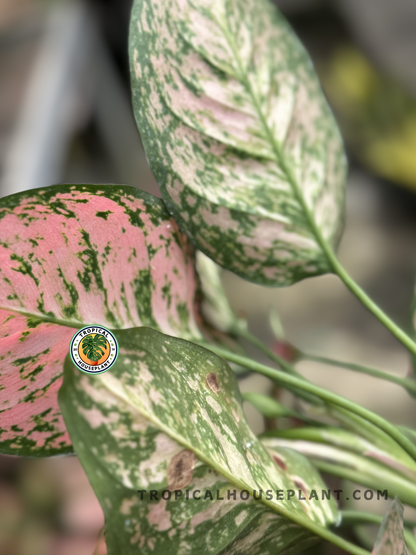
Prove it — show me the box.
[1,0,416,554]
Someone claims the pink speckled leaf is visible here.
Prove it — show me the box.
[129,0,347,286]
[372,498,409,555]
[0,184,201,456]
[59,326,339,555]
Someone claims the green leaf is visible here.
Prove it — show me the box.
[59,327,339,554]
[262,436,416,509]
[129,0,346,286]
[373,498,409,555]
[0,184,201,456]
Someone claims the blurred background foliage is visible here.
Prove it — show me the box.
[1,0,416,554]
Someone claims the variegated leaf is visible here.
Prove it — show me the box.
[304,403,416,468]
[263,426,416,480]
[129,0,346,286]
[59,327,339,554]
[263,437,416,509]
[373,498,409,555]
[0,184,201,456]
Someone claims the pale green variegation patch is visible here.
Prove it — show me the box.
[59,327,338,554]
[129,0,346,286]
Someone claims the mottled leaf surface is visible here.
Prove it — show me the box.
[372,498,408,555]
[129,0,346,286]
[59,327,338,554]
[0,184,200,456]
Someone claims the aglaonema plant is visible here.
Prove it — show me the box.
[1,0,416,554]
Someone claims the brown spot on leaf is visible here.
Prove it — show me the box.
[272,453,287,470]
[167,450,196,491]
[294,478,308,498]
[206,372,220,395]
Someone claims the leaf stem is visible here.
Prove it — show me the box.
[340,510,416,529]
[234,327,320,405]
[400,426,416,443]
[301,353,416,396]
[237,327,416,397]
[232,329,411,451]
[235,327,298,375]
[204,343,416,462]
[303,459,416,509]
[319,243,416,358]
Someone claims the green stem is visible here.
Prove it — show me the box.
[242,391,324,426]
[302,353,416,396]
[340,511,416,555]
[351,526,378,554]
[320,245,416,359]
[341,510,416,529]
[234,330,411,451]
[235,327,299,376]
[235,327,320,405]
[239,326,416,398]
[400,426,416,444]
[328,406,407,459]
[306,460,416,509]
[204,343,416,462]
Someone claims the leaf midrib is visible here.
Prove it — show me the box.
[0,306,85,330]
[212,13,334,258]
[93,350,341,545]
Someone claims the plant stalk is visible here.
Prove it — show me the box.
[320,243,416,359]
[237,327,416,397]
[302,353,416,396]
[203,343,416,463]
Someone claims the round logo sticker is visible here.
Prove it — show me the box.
[69,326,118,375]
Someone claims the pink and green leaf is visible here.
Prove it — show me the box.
[0,184,201,456]
[129,0,346,287]
[59,326,339,554]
